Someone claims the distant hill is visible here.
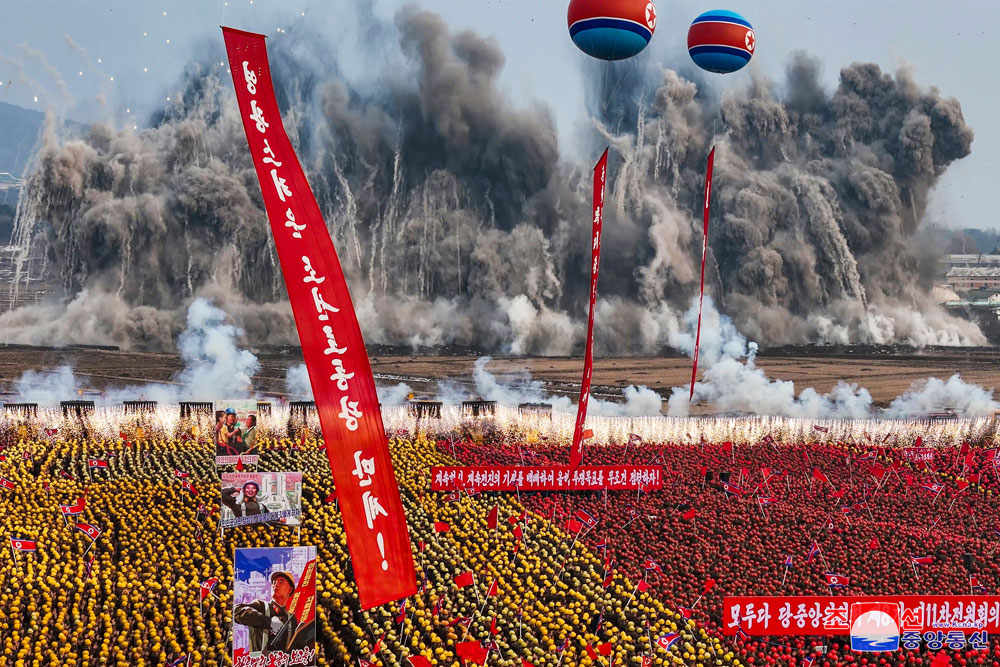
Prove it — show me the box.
[0,101,46,178]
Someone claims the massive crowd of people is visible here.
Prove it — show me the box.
[446,427,1000,666]
[1,411,727,666]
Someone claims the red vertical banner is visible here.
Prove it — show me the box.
[569,148,609,468]
[689,147,715,401]
[222,28,415,609]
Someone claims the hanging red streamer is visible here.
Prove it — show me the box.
[570,148,609,468]
[222,27,416,609]
[690,147,715,401]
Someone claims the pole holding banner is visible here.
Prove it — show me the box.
[222,26,415,609]
[569,148,609,468]
[689,147,715,401]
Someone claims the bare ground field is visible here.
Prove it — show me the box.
[0,344,997,410]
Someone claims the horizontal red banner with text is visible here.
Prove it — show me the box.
[724,596,1000,636]
[430,466,663,491]
[903,448,937,462]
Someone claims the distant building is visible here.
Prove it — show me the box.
[942,254,1000,271]
[945,267,1000,292]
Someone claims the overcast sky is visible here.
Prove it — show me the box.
[2,0,996,229]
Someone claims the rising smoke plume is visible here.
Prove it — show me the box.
[0,6,984,354]
[8,298,258,404]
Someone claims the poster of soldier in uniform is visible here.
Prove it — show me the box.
[233,546,317,667]
[215,399,260,466]
[220,472,303,529]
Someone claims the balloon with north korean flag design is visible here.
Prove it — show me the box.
[568,0,657,61]
[687,9,755,74]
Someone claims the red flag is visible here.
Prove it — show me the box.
[453,572,475,589]
[74,523,102,541]
[703,578,716,595]
[638,580,649,592]
[487,505,498,530]
[824,572,850,587]
[682,507,697,520]
[957,480,970,491]
[324,491,337,504]
[371,631,386,655]
[969,473,982,484]
[456,641,489,664]
[60,498,86,516]
[223,27,415,609]
[522,659,538,667]
[586,645,599,660]
[722,441,733,454]
[199,577,219,601]
[812,469,830,485]
[690,146,715,400]
[569,148,609,469]
[235,456,244,472]
[407,657,432,667]
[486,579,498,597]
[10,537,37,552]
[489,616,499,636]
[830,488,846,499]
[868,538,879,550]
[434,522,450,534]
[512,525,524,541]
[930,652,951,667]
[508,511,527,525]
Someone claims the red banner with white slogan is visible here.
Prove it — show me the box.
[569,148,609,468]
[724,596,1000,635]
[430,465,662,491]
[690,146,714,401]
[222,27,415,609]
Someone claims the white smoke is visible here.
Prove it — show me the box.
[12,365,84,405]
[886,375,999,418]
[8,298,259,404]
[666,297,997,418]
[173,298,260,400]
[469,356,663,416]
[283,363,413,407]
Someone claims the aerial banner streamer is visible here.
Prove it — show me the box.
[570,148,609,468]
[222,27,415,609]
[689,146,715,401]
